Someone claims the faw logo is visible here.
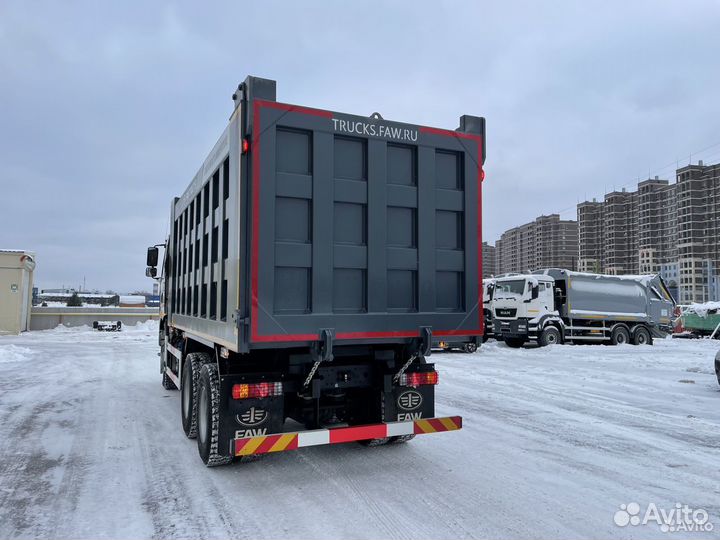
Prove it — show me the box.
[236,407,268,427]
[235,428,267,438]
[398,412,422,421]
[397,390,422,411]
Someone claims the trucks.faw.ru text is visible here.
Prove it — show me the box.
[145,76,486,466]
[491,268,675,347]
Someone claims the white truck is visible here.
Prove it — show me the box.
[492,268,675,348]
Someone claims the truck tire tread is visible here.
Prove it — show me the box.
[197,362,232,467]
[162,371,177,390]
[539,326,562,347]
[632,326,652,346]
[610,326,631,346]
[358,437,391,447]
[181,352,211,439]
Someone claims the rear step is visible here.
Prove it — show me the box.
[234,416,462,457]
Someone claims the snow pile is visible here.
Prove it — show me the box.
[0,344,34,363]
[46,323,93,333]
[559,269,656,286]
[685,301,720,318]
[125,320,159,333]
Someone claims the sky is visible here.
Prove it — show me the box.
[1,1,720,293]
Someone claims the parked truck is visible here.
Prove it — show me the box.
[432,278,494,353]
[146,76,485,466]
[492,269,675,347]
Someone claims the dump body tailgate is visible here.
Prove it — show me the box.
[248,99,484,346]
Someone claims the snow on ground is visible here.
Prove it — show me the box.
[0,325,719,539]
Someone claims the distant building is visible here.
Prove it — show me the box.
[495,214,578,275]
[577,199,604,273]
[481,242,496,278]
[638,178,677,274]
[603,188,638,274]
[38,290,118,306]
[675,162,720,303]
[119,295,146,307]
[577,162,720,303]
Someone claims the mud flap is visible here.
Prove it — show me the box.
[218,375,285,457]
[382,364,436,422]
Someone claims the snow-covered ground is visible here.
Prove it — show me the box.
[0,324,719,539]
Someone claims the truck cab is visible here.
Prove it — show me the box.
[482,278,496,341]
[492,274,558,348]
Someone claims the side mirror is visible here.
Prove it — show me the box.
[531,285,539,300]
[146,247,159,267]
[145,266,157,278]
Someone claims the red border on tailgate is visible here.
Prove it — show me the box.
[251,100,484,343]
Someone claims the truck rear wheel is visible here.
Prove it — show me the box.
[197,363,232,467]
[632,326,652,345]
[358,438,391,447]
[390,435,416,444]
[610,326,630,345]
[463,342,478,353]
[504,337,525,348]
[160,340,177,390]
[162,371,177,390]
[181,352,211,439]
[539,326,562,346]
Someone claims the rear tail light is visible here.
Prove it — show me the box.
[232,382,283,399]
[399,371,438,388]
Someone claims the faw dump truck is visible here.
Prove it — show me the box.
[145,76,485,466]
[492,269,675,348]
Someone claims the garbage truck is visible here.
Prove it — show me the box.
[492,268,675,347]
[145,75,486,466]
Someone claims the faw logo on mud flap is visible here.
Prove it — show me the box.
[397,412,422,421]
[397,390,423,411]
[236,407,268,427]
[235,428,267,438]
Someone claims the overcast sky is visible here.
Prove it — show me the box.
[2,1,719,293]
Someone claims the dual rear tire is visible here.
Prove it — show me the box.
[162,371,177,390]
[358,435,416,447]
[196,363,233,467]
[180,352,232,467]
[610,325,652,346]
[181,352,211,439]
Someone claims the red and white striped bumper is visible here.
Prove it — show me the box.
[233,416,462,457]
